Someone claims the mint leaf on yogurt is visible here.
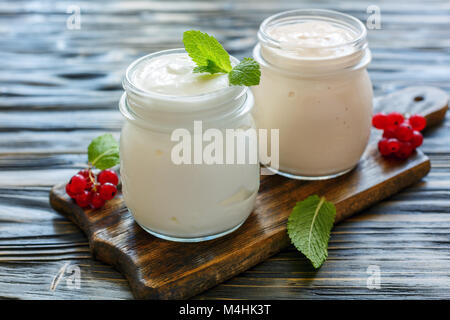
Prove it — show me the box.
[183,30,260,87]
[287,195,336,269]
[88,134,120,170]
[183,30,232,74]
[193,60,226,75]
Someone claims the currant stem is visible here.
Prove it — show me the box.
[88,169,97,192]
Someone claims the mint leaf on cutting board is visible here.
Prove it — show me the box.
[287,195,336,269]
[183,30,232,74]
[88,133,120,170]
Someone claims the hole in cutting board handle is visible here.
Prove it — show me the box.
[414,95,424,102]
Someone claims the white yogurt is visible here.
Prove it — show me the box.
[120,49,259,242]
[252,10,373,179]
[132,53,229,96]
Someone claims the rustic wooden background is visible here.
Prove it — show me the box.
[0,0,449,299]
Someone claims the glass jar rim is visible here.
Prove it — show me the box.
[258,9,367,51]
[120,48,254,131]
[123,48,246,104]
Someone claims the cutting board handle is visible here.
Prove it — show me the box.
[374,86,448,129]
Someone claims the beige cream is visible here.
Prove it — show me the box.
[252,10,373,179]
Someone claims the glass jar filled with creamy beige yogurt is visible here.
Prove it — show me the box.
[119,49,259,242]
[252,9,373,179]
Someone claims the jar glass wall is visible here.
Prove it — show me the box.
[119,49,259,242]
[252,9,373,180]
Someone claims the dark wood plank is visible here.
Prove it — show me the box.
[49,146,430,299]
[0,261,133,300]
[1,0,450,300]
[46,85,447,299]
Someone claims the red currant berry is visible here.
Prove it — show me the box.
[409,114,426,131]
[68,174,87,194]
[78,169,90,178]
[386,112,404,127]
[78,169,94,189]
[65,183,78,199]
[99,183,118,201]
[98,169,119,186]
[382,126,397,139]
[395,142,414,159]
[85,180,93,190]
[411,130,423,148]
[395,122,414,141]
[378,138,391,156]
[387,138,400,153]
[91,192,105,209]
[372,113,388,129]
[90,182,101,193]
[75,190,92,208]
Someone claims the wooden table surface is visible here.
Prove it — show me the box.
[1,0,449,300]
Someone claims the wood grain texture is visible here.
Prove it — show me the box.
[1,0,450,300]
[48,86,446,299]
[49,145,431,299]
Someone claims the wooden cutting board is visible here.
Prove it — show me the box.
[49,86,448,300]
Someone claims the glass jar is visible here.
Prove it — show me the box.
[252,9,373,180]
[119,49,259,242]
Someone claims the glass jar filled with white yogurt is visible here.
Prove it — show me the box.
[119,49,259,242]
[252,9,373,179]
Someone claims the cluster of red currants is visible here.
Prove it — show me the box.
[372,112,426,159]
[65,169,119,209]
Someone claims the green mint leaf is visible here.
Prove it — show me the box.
[193,60,225,74]
[228,58,261,86]
[88,134,120,170]
[183,30,232,74]
[287,195,336,269]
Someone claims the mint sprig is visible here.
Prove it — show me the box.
[183,30,232,74]
[228,58,261,86]
[183,30,260,87]
[88,134,120,170]
[287,195,336,269]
